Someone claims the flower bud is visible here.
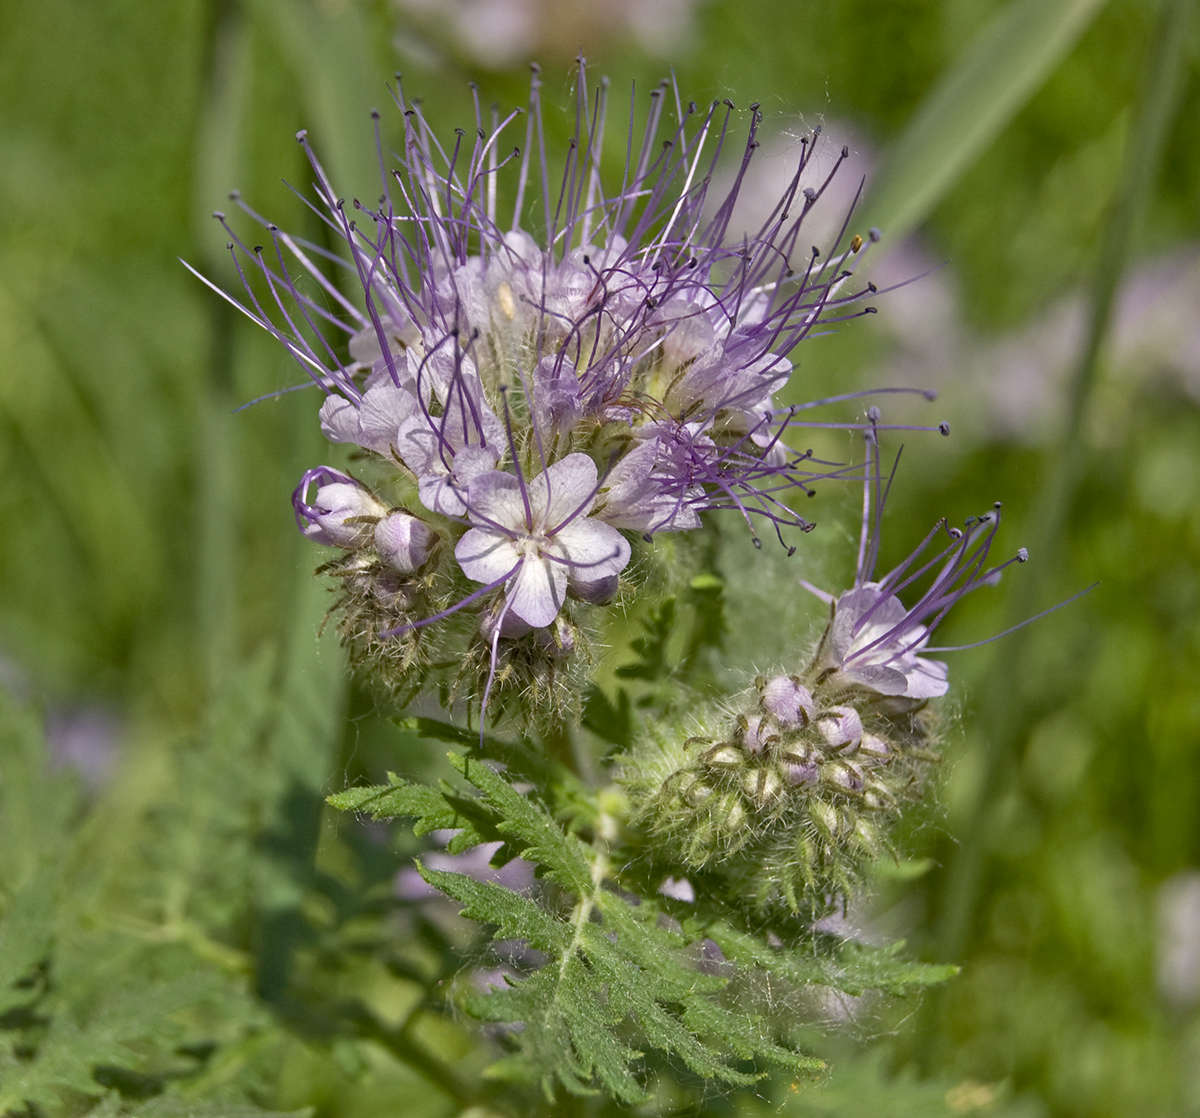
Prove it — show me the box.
[535,616,578,658]
[816,705,863,750]
[712,793,746,834]
[742,766,784,805]
[567,572,620,605]
[822,759,865,794]
[809,799,842,838]
[736,714,767,755]
[479,601,533,642]
[859,733,892,759]
[760,675,815,726]
[852,818,881,855]
[294,467,386,548]
[373,512,434,572]
[700,742,744,771]
[781,758,819,786]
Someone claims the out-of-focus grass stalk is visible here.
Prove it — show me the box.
[193,0,251,694]
[927,0,1193,1020]
[255,0,384,199]
[859,0,1110,240]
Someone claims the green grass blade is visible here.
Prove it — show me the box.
[861,0,1110,238]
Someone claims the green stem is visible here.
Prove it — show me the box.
[921,0,1193,1057]
[540,716,596,785]
[356,1012,479,1110]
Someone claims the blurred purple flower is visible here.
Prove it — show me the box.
[396,838,535,899]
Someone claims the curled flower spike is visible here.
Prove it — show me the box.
[294,467,386,548]
[191,61,931,717]
[801,426,1030,703]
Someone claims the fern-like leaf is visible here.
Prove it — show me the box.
[353,755,823,1102]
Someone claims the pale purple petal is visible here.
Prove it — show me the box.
[455,527,521,584]
[419,475,468,518]
[902,656,949,699]
[465,470,530,531]
[555,518,631,581]
[319,396,360,445]
[506,553,567,628]
[537,453,599,528]
[358,385,420,452]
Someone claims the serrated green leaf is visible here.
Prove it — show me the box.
[419,869,568,953]
[326,772,491,852]
[703,922,957,998]
[0,973,215,1113]
[449,755,593,895]
[409,761,824,1100]
[829,941,959,997]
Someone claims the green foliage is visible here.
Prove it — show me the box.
[0,693,257,1118]
[329,752,957,1104]
[3,0,1200,1114]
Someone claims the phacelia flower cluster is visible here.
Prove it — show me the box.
[194,64,898,715]
[625,430,1029,913]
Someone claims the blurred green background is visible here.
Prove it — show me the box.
[2,0,1199,1115]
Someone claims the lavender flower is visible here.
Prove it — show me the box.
[454,452,630,627]
[191,63,908,709]
[803,426,1029,703]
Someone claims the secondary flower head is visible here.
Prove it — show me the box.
[193,62,920,713]
[803,422,1029,704]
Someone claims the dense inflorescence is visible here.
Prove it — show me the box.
[192,63,911,720]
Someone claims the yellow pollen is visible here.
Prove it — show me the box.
[497,281,516,320]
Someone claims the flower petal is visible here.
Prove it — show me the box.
[319,395,360,445]
[538,453,599,529]
[358,385,419,453]
[464,470,530,532]
[556,517,631,582]
[455,527,521,584]
[505,553,567,629]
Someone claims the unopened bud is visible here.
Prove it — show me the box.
[373,512,434,572]
[736,714,767,755]
[294,467,386,548]
[479,601,533,642]
[742,766,784,804]
[700,742,744,771]
[859,733,892,759]
[809,799,841,838]
[822,759,865,793]
[816,705,863,749]
[760,675,815,726]
[712,793,746,833]
[781,758,819,786]
[535,615,577,658]
[680,775,713,807]
[568,572,620,605]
